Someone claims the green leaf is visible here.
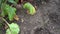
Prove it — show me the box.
[1,3,8,17]
[15,0,19,3]
[1,4,16,21]
[0,0,2,8]
[0,0,5,8]
[6,23,20,34]
[7,6,16,21]
[7,0,18,4]
[23,2,36,15]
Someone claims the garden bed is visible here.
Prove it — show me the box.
[0,0,60,34]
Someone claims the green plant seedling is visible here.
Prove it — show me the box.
[2,18,20,34]
[23,2,36,15]
[6,23,20,34]
[1,4,16,21]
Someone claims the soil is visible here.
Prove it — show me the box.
[0,0,60,34]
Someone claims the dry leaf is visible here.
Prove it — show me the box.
[5,24,8,29]
[14,15,19,21]
[21,18,24,23]
[35,6,37,10]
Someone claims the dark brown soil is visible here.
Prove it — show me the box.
[0,0,60,34]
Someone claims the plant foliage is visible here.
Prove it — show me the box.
[7,0,18,4]
[0,0,20,34]
[1,4,16,21]
[0,0,19,21]
[23,2,36,15]
[6,23,20,34]
[0,0,4,8]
